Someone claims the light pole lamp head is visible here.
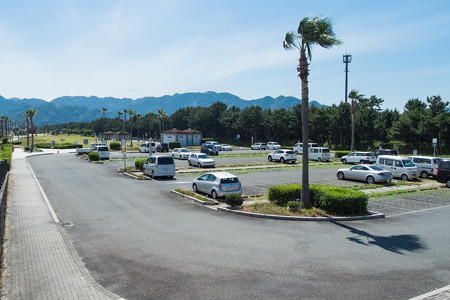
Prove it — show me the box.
[343,54,352,63]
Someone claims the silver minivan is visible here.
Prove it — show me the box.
[143,155,175,179]
[376,155,418,180]
[408,156,442,178]
[308,147,330,162]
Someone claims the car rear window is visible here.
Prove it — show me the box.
[440,161,450,169]
[220,177,239,184]
[158,157,174,165]
[285,151,296,154]
[97,147,108,151]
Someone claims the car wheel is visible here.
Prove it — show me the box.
[211,190,218,199]
[421,171,428,179]
[151,171,155,179]
[318,157,322,162]
[366,176,375,184]
[280,158,285,163]
[401,174,408,181]
[342,159,347,164]
[188,160,191,166]
[268,156,272,162]
[337,172,345,180]
[193,184,198,193]
[360,160,365,164]
[446,179,450,188]
[198,162,202,168]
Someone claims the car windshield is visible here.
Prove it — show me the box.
[220,177,239,184]
[158,157,174,164]
[198,154,209,159]
[222,144,228,146]
[207,145,216,149]
[180,149,189,152]
[368,165,384,171]
[402,159,415,167]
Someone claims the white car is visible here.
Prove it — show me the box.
[267,149,297,163]
[172,148,191,159]
[192,172,243,199]
[139,142,155,153]
[220,144,233,151]
[341,152,376,164]
[188,153,216,168]
[267,142,281,150]
[251,143,267,150]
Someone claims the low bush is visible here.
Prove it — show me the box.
[0,143,14,169]
[12,140,22,145]
[334,151,351,158]
[135,159,146,170]
[287,201,302,212]
[268,184,301,206]
[35,143,52,148]
[53,143,82,149]
[225,193,244,209]
[169,142,181,149]
[110,141,121,151]
[88,152,100,161]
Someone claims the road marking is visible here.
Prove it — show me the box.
[389,204,450,217]
[167,181,191,184]
[27,161,60,223]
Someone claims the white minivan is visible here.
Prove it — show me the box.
[308,147,330,162]
[293,142,318,154]
[408,156,442,178]
[93,145,109,160]
[143,155,176,179]
[139,142,156,153]
[376,155,418,181]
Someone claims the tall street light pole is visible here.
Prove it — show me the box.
[343,54,352,103]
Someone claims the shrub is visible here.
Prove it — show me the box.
[12,140,22,145]
[225,193,243,209]
[135,159,146,170]
[88,152,100,161]
[53,143,81,149]
[0,143,14,169]
[110,142,121,151]
[334,151,351,158]
[35,143,53,148]
[287,201,302,212]
[169,141,181,149]
[315,187,368,216]
[268,184,301,206]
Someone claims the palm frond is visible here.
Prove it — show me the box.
[283,31,298,50]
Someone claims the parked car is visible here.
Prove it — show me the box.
[376,155,418,181]
[267,149,297,163]
[373,149,397,157]
[293,142,318,154]
[341,152,376,164]
[309,147,330,162]
[336,164,393,184]
[192,172,243,199]
[92,145,109,160]
[139,142,156,153]
[188,153,216,168]
[204,141,222,151]
[267,142,281,150]
[171,148,191,159]
[220,144,233,151]
[201,144,219,156]
[436,159,450,188]
[156,143,169,152]
[143,155,175,179]
[408,156,442,178]
[251,142,267,150]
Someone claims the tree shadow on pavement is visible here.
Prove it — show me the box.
[332,221,427,254]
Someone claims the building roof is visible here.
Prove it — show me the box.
[162,128,201,134]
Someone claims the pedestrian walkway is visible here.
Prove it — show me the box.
[2,148,124,299]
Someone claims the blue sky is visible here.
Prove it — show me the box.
[1,0,449,111]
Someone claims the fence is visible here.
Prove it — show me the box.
[0,159,9,276]
[0,159,7,189]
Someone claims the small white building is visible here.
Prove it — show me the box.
[161,128,202,147]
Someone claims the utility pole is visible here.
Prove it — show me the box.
[343,54,352,103]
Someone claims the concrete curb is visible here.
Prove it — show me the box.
[217,207,385,221]
[171,190,220,205]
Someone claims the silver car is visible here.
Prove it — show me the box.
[172,148,191,159]
[188,153,216,168]
[337,164,392,184]
[341,152,376,164]
[267,149,297,163]
[192,172,243,199]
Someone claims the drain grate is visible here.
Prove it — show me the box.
[61,222,73,227]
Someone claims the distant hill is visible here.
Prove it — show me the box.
[0,92,325,126]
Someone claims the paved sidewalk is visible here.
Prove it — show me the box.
[2,148,124,299]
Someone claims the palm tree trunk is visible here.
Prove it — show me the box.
[299,49,310,208]
[351,101,355,151]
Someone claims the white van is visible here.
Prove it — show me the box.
[308,147,330,162]
[408,156,441,178]
[376,155,418,181]
[293,142,318,154]
[93,145,109,160]
[139,142,156,153]
[143,155,175,179]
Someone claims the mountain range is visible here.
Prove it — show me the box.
[0,92,324,126]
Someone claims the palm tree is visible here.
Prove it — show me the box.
[118,111,123,121]
[102,107,108,118]
[348,89,365,151]
[123,109,128,122]
[283,16,341,208]
[128,109,135,146]
[158,109,167,139]
[25,108,37,152]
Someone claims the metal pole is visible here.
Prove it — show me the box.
[343,54,352,103]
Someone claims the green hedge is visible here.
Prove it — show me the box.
[110,141,121,151]
[225,193,243,209]
[334,151,351,158]
[0,143,14,169]
[268,184,368,216]
[88,152,100,161]
[135,159,146,170]
[169,141,181,149]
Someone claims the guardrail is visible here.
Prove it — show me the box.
[0,159,9,277]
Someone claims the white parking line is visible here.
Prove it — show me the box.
[166,182,191,184]
[389,204,450,217]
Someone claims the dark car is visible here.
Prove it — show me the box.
[436,159,450,188]
[373,149,397,157]
[201,144,219,156]
[156,143,169,152]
